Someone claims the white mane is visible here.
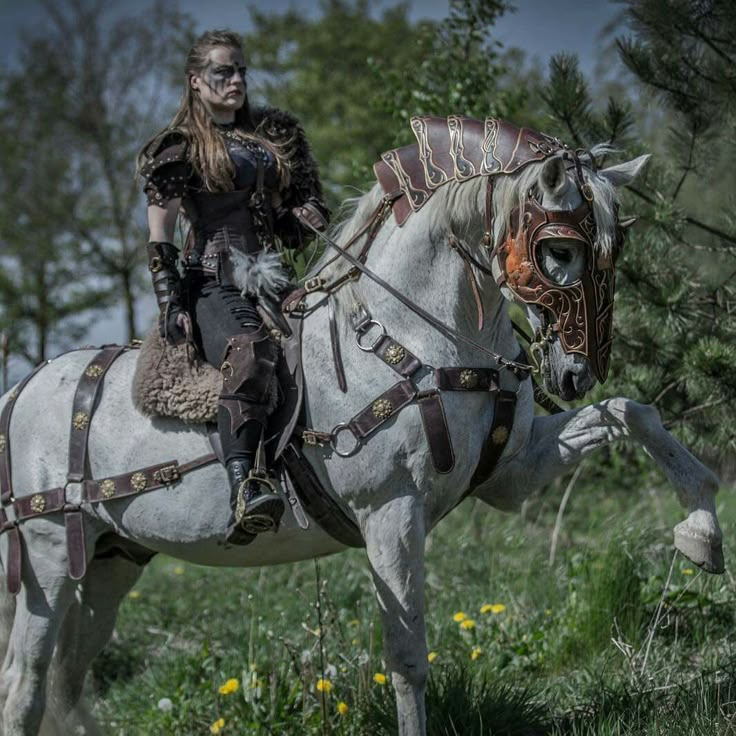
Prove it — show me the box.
[309,144,622,287]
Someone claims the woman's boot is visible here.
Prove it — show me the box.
[225,457,285,545]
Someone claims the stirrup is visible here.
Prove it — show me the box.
[234,472,284,535]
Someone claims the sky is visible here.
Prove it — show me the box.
[1,0,623,375]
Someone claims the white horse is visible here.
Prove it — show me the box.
[0,133,722,736]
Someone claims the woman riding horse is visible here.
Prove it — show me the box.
[137,29,329,545]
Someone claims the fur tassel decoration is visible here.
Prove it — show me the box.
[230,250,291,299]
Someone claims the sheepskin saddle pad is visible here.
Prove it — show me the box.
[132,328,222,424]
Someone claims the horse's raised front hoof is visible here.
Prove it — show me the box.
[673,521,725,575]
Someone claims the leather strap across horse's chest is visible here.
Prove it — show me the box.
[0,346,218,594]
[299,318,518,484]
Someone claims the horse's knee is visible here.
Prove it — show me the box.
[387,648,428,692]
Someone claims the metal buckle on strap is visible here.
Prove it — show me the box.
[304,277,324,293]
[302,431,324,447]
[153,464,180,485]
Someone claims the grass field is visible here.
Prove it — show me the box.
[91,458,735,735]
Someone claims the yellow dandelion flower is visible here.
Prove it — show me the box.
[452,611,467,622]
[427,651,438,663]
[682,568,694,576]
[373,673,387,685]
[210,718,225,734]
[316,678,333,694]
[489,603,506,614]
[471,647,482,660]
[173,566,184,575]
[128,590,141,599]
[337,701,349,716]
[349,619,361,627]
[460,619,476,630]
[480,604,493,614]
[218,678,239,695]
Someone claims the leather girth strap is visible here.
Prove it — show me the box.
[281,443,363,548]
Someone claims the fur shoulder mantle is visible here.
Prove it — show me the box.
[251,106,325,207]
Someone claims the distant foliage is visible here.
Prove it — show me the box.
[371,0,530,146]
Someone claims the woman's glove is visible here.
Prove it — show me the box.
[147,241,188,345]
[292,199,329,232]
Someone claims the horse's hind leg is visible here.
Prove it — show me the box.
[0,529,76,736]
[49,555,145,735]
[363,495,428,736]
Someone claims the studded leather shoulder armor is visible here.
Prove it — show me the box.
[141,131,190,208]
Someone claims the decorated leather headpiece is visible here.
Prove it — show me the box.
[374,115,627,383]
[499,183,623,382]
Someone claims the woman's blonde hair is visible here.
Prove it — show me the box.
[137,29,290,192]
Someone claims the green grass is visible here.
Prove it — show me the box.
[91,471,736,735]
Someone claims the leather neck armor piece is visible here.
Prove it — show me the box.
[497,189,615,383]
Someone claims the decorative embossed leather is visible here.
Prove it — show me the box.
[374,116,564,225]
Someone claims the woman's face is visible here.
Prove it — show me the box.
[190,46,247,119]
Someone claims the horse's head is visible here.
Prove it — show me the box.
[494,149,648,401]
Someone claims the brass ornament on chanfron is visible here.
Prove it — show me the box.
[130,472,147,492]
[491,426,509,445]
[85,364,104,379]
[72,411,89,431]
[384,343,406,365]
[372,399,394,421]
[100,479,116,499]
[7,390,17,402]
[459,369,479,389]
[0,434,6,453]
[29,494,46,514]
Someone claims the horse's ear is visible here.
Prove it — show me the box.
[599,154,650,188]
[539,156,569,197]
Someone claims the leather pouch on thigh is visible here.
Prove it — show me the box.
[221,330,278,404]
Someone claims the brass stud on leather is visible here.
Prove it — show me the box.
[29,494,46,514]
[372,399,394,421]
[100,479,116,499]
[85,364,104,379]
[384,344,406,365]
[0,433,6,453]
[73,411,90,431]
[459,369,479,389]
[491,426,509,445]
[131,472,147,492]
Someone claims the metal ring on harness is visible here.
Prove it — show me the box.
[355,320,387,352]
[330,424,361,458]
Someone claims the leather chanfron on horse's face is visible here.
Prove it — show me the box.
[499,192,616,383]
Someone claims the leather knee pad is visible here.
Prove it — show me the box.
[219,328,279,432]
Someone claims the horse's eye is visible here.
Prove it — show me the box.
[549,246,573,263]
[538,238,585,285]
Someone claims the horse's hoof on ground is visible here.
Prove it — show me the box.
[673,522,724,574]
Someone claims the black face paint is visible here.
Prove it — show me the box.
[203,62,247,95]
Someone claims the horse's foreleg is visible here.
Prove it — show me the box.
[481,397,723,573]
[363,495,428,736]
